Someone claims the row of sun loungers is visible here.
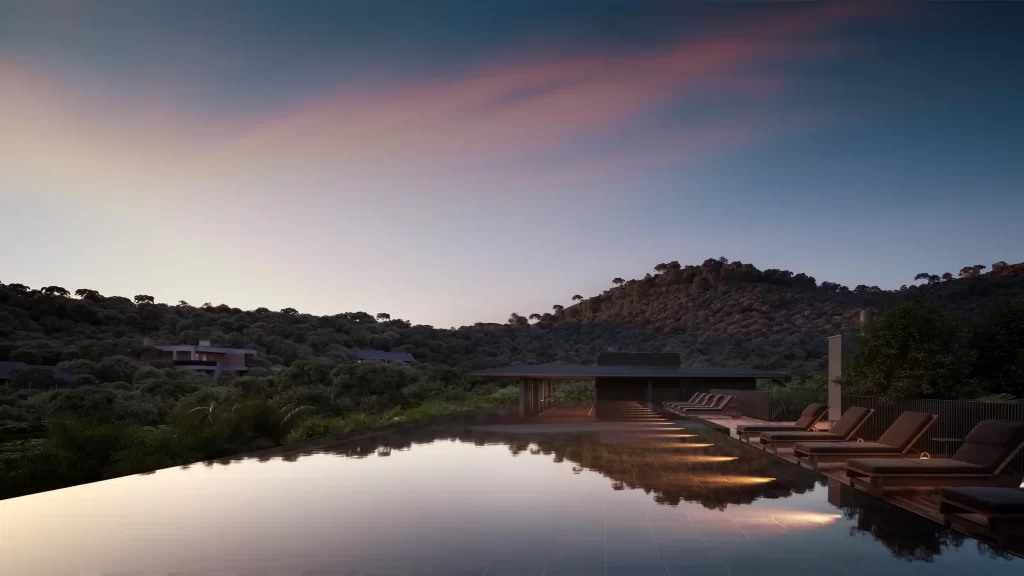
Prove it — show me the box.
[737,402,1024,543]
[664,393,735,416]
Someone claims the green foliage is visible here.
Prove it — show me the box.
[969,302,1024,397]
[845,300,1024,400]
[10,368,63,390]
[845,302,974,400]
[9,348,42,365]
[555,381,595,402]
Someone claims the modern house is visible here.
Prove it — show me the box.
[349,349,416,365]
[0,361,78,389]
[149,340,258,378]
[472,352,785,416]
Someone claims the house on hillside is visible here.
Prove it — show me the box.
[147,339,258,378]
[0,361,78,389]
[349,349,416,365]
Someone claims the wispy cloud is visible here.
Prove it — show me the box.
[0,3,890,207]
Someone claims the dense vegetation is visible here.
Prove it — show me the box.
[1,257,1021,496]
[845,300,1024,401]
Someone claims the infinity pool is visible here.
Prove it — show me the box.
[2,410,1021,575]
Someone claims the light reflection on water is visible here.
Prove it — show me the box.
[1,410,1021,576]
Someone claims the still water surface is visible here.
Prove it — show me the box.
[1,411,1021,576]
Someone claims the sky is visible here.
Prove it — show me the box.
[1,1,1021,328]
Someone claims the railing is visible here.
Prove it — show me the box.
[767,389,827,422]
[173,360,217,367]
[842,395,1024,473]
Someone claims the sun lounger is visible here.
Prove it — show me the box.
[790,410,932,466]
[668,393,717,408]
[736,403,828,441]
[940,487,1024,535]
[846,420,1024,492]
[682,395,735,414]
[758,406,875,454]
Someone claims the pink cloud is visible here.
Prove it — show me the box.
[0,3,893,205]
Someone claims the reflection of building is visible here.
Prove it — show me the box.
[473,352,785,415]
[349,349,416,365]
[149,339,257,378]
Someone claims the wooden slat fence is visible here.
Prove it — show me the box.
[841,395,1024,473]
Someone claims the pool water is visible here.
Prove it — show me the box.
[1,410,1021,575]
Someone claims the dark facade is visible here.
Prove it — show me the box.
[594,376,757,403]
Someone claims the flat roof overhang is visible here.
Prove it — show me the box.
[471,365,787,380]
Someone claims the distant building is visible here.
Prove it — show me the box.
[149,339,258,378]
[0,361,78,389]
[349,349,416,365]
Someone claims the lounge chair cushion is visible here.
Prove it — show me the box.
[952,420,1024,470]
[759,431,844,443]
[829,406,873,438]
[876,412,935,449]
[941,487,1024,515]
[848,457,989,475]
[793,404,828,429]
[793,441,901,455]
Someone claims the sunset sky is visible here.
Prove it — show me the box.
[1,1,1021,327]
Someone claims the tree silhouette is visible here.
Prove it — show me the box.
[552,304,564,312]
[528,313,541,321]
[941,272,953,281]
[612,278,625,286]
[133,294,155,305]
[654,263,668,273]
[914,272,931,282]
[281,307,298,315]
[177,300,191,307]
[507,313,528,326]
[74,288,102,301]
[376,313,391,321]
[40,286,69,297]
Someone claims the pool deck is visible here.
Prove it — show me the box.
[474,402,1023,557]
[685,412,1024,557]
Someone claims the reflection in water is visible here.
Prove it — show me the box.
[827,478,1014,562]
[1,406,1021,575]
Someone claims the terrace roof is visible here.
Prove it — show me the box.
[471,364,786,380]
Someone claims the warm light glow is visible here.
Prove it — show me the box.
[695,476,775,486]
[632,434,697,438]
[647,443,715,449]
[773,512,842,524]
[672,456,739,463]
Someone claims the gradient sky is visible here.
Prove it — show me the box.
[1,1,1021,328]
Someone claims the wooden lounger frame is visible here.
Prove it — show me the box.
[736,405,828,441]
[848,437,1024,494]
[761,408,877,455]
[792,412,932,468]
[940,492,1024,534]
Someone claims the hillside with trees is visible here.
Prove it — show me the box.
[2,258,1022,379]
[1,258,1022,497]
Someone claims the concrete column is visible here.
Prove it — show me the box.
[519,379,526,417]
[828,335,843,422]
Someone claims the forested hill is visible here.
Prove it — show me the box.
[1,259,1022,379]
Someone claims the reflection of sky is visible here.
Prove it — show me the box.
[2,436,1020,574]
[1,2,1022,327]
